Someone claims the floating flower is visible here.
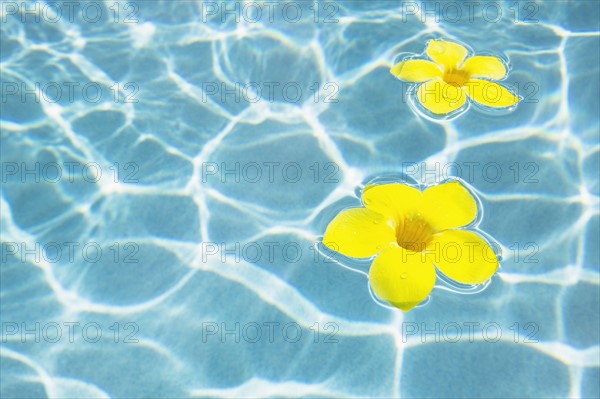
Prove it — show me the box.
[323,181,498,311]
[390,40,520,116]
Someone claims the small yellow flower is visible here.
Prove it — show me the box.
[323,181,498,311]
[390,40,520,116]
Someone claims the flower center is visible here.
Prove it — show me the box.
[443,68,470,87]
[395,214,434,252]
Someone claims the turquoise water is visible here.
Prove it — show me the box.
[1,1,599,398]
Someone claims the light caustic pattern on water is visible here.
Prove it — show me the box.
[1,1,599,398]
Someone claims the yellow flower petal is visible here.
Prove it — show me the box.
[390,59,442,82]
[426,40,469,70]
[369,246,436,311]
[422,181,478,230]
[362,183,422,221]
[323,208,395,258]
[461,56,507,80]
[463,79,520,108]
[427,230,498,285]
[416,78,467,115]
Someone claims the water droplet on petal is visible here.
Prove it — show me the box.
[400,273,408,280]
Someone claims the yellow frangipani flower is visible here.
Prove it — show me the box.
[390,40,520,116]
[323,181,498,312]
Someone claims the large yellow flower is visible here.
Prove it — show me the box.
[390,40,520,115]
[323,181,498,311]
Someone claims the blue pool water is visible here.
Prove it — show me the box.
[1,1,599,398]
